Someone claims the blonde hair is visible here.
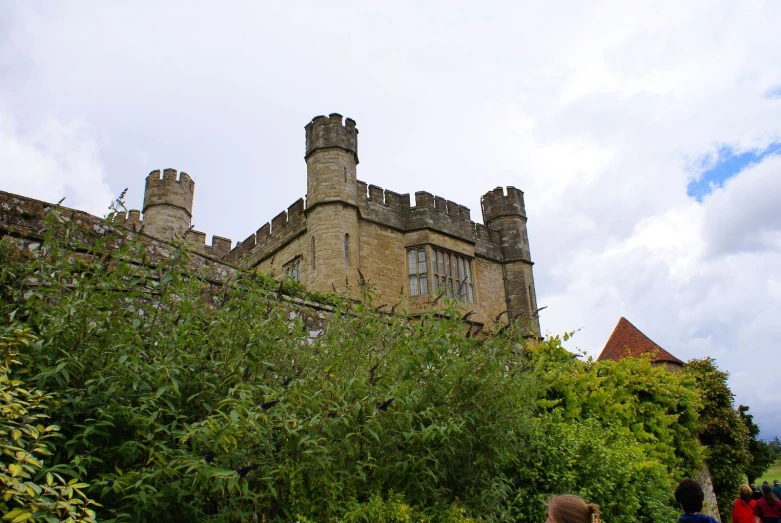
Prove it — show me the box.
[739,484,752,497]
[548,494,601,523]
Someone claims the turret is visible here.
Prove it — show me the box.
[142,168,194,240]
[304,114,360,295]
[481,186,540,336]
[481,186,530,261]
[305,113,359,206]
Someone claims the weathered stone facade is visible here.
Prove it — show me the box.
[4,113,541,334]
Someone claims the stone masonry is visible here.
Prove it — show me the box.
[2,113,541,335]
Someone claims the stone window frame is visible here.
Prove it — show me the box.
[431,247,475,304]
[283,256,302,282]
[405,245,476,304]
[407,246,429,297]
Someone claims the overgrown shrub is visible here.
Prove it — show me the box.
[525,337,703,479]
[0,327,100,522]
[0,212,707,522]
[687,358,751,520]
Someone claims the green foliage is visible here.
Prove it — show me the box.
[526,337,703,479]
[510,413,680,523]
[0,327,100,522]
[0,211,711,522]
[739,405,778,484]
[686,358,751,521]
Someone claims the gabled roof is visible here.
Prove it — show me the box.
[597,317,684,365]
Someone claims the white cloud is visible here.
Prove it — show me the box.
[1,0,780,436]
[0,108,114,216]
[702,155,781,255]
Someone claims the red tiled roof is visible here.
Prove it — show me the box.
[597,317,684,365]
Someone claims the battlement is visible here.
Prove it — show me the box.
[225,198,307,265]
[481,186,526,224]
[412,191,472,222]
[185,230,232,256]
[305,113,358,162]
[143,168,195,216]
[353,180,503,259]
[112,209,143,232]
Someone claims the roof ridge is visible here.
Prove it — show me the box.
[597,317,683,365]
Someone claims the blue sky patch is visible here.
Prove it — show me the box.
[687,142,781,201]
[765,86,781,99]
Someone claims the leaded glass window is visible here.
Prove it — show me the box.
[406,247,428,296]
[431,248,474,304]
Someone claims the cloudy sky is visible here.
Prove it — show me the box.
[2,1,780,437]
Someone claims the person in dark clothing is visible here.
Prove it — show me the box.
[773,480,781,501]
[674,478,719,523]
[754,484,781,523]
[754,484,766,501]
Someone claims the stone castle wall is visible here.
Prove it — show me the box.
[0,190,237,286]
[1,113,541,334]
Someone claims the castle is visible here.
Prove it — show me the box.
[110,113,541,334]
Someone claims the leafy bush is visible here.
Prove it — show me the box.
[0,212,708,522]
[0,327,99,522]
[526,336,703,479]
[687,358,750,520]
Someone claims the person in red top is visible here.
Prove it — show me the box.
[732,484,756,523]
[755,484,781,523]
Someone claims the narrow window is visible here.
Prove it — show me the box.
[408,250,417,274]
[407,247,429,296]
[418,249,428,294]
[344,167,347,183]
[311,237,316,268]
[528,284,535,313]
[344,234,349,265]
[284,257,302,282]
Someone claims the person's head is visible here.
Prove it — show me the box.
[775,480,780,487]
[763,480,770,487]
[739,484,753,503]
[762,484,778,505]
[751,483,759,492]
[546,494,601,523]
[675,479,704,514]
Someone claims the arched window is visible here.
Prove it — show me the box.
[344,234,349,265]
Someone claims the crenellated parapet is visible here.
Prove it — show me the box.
[481,186,526,224]
[305,113,358,163]
[185,230,232,258]
[224,198,307,266]
[112,209,142,232]
[143,169,195,216]
[354,180,503,260]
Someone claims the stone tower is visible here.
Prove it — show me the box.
[481,187,540,336]
[142,168,194,240]
[304,114,360,293]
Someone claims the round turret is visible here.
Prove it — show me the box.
[305,113,358,163]
[142,168,194,240]
[481,186,539,335]
[481,186,526,224]
[303,113,361,296]
[305,113,359,207]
